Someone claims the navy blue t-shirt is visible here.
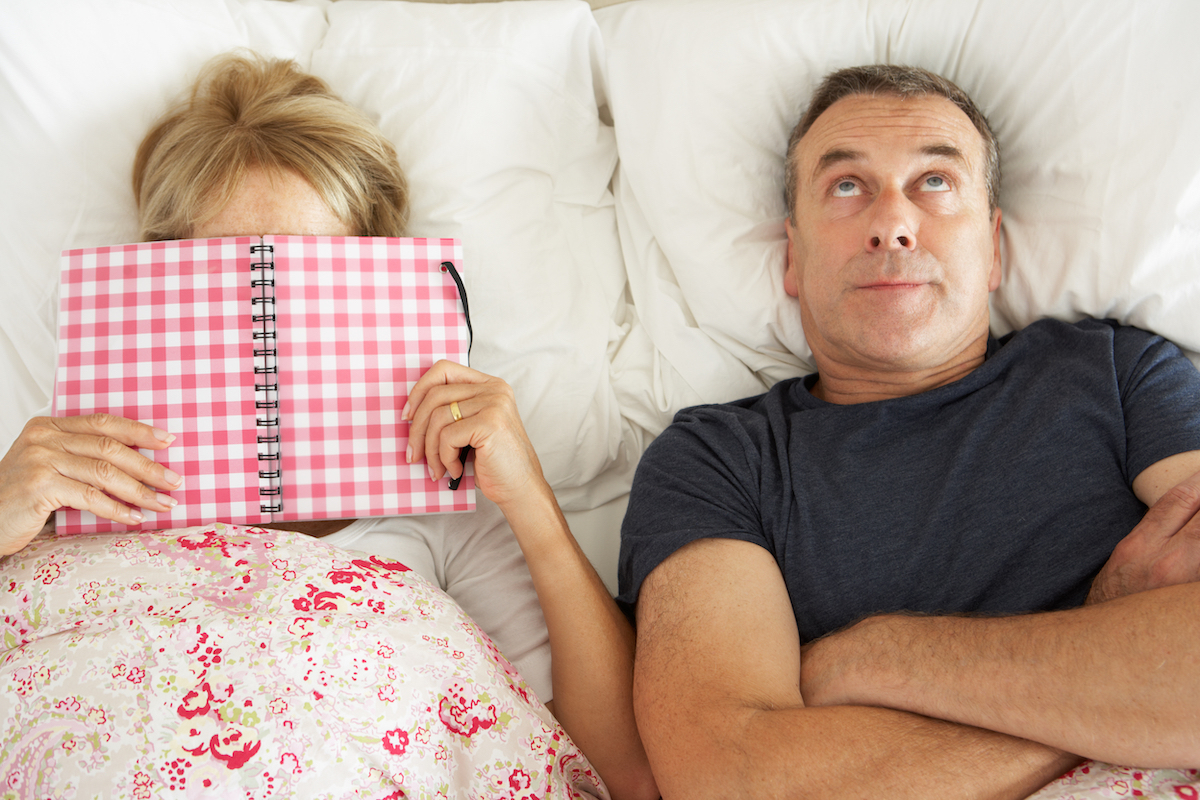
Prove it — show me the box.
[617,319,1200,641]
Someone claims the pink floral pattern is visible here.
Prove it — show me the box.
[1030,762,1200,800]
[0,525,607,799]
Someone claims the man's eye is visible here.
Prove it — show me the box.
[832,180,860,197]
[920,175,950,192]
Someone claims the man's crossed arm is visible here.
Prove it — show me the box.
[633,455,1200,800]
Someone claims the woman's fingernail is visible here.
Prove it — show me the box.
[406,444,413,463]
[153,427,176,444]
[163,469,183,488]
[400,402,411,421]
[129,509,145,523]
[428,465,437,483]
[156,493,178,509]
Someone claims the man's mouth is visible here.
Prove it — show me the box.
[859,280,926,290]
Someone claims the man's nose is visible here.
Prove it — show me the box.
[865,189,917,253]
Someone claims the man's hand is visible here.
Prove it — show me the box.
[799,616,895,709]
[0,414,181,555]
[1088,467,1200,604]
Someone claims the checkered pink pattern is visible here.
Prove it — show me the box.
[271,236,472,520]
[54,236,473,535]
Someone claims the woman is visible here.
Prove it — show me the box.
[0,53,655,800]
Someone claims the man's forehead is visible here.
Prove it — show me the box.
[800,93,984,174]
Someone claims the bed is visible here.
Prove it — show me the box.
[2,0,1199,796]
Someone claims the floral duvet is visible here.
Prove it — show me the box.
[2,522,1197,799]
[0,524,606,799]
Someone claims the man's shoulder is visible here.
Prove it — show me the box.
[1005,316,1161,346]
[635,377,810,479]
[670,376,810,427]
[1002,317,1187,369]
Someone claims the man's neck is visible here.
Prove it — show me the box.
[810,338,991,405]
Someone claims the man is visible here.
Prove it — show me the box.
[618,65,1200,799]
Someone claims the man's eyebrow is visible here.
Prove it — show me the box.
[920,143,968,163]
[810,143,969,182]
[813,148,862,179]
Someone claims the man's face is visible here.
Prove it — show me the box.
[784,93,1001,376]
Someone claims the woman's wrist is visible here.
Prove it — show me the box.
[496,477,587,567]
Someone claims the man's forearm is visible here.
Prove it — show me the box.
[803,583,1200,767]
[650,701,1078,800]
[635,538,1078,800]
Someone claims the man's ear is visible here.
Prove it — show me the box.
[988,208,1003,292]
[784,220,800,297]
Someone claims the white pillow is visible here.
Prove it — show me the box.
[0,0,636,509]
[597,0,1200,432]
[312,0,640,508]
[0,0,327,448]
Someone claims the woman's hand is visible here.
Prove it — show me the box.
[402,361,545,510]
[0,414,182,555]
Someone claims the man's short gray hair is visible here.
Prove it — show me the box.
[783,65,1000,221]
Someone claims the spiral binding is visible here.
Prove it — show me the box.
[250,243,282,514]
[244,247,470,514]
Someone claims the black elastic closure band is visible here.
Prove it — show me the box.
[439,260,473,491]
[440,261,473,355]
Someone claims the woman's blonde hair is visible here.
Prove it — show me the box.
[134,53,408,240]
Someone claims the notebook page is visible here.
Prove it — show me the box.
[270,235,475,520]
[55,237,266,533]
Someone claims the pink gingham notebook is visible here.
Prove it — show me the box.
[54,236,475,535]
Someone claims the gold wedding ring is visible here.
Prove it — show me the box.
[449,400,463,422]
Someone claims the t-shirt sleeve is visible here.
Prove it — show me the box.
[616,402,773,618]
[1110,322,1200,481]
